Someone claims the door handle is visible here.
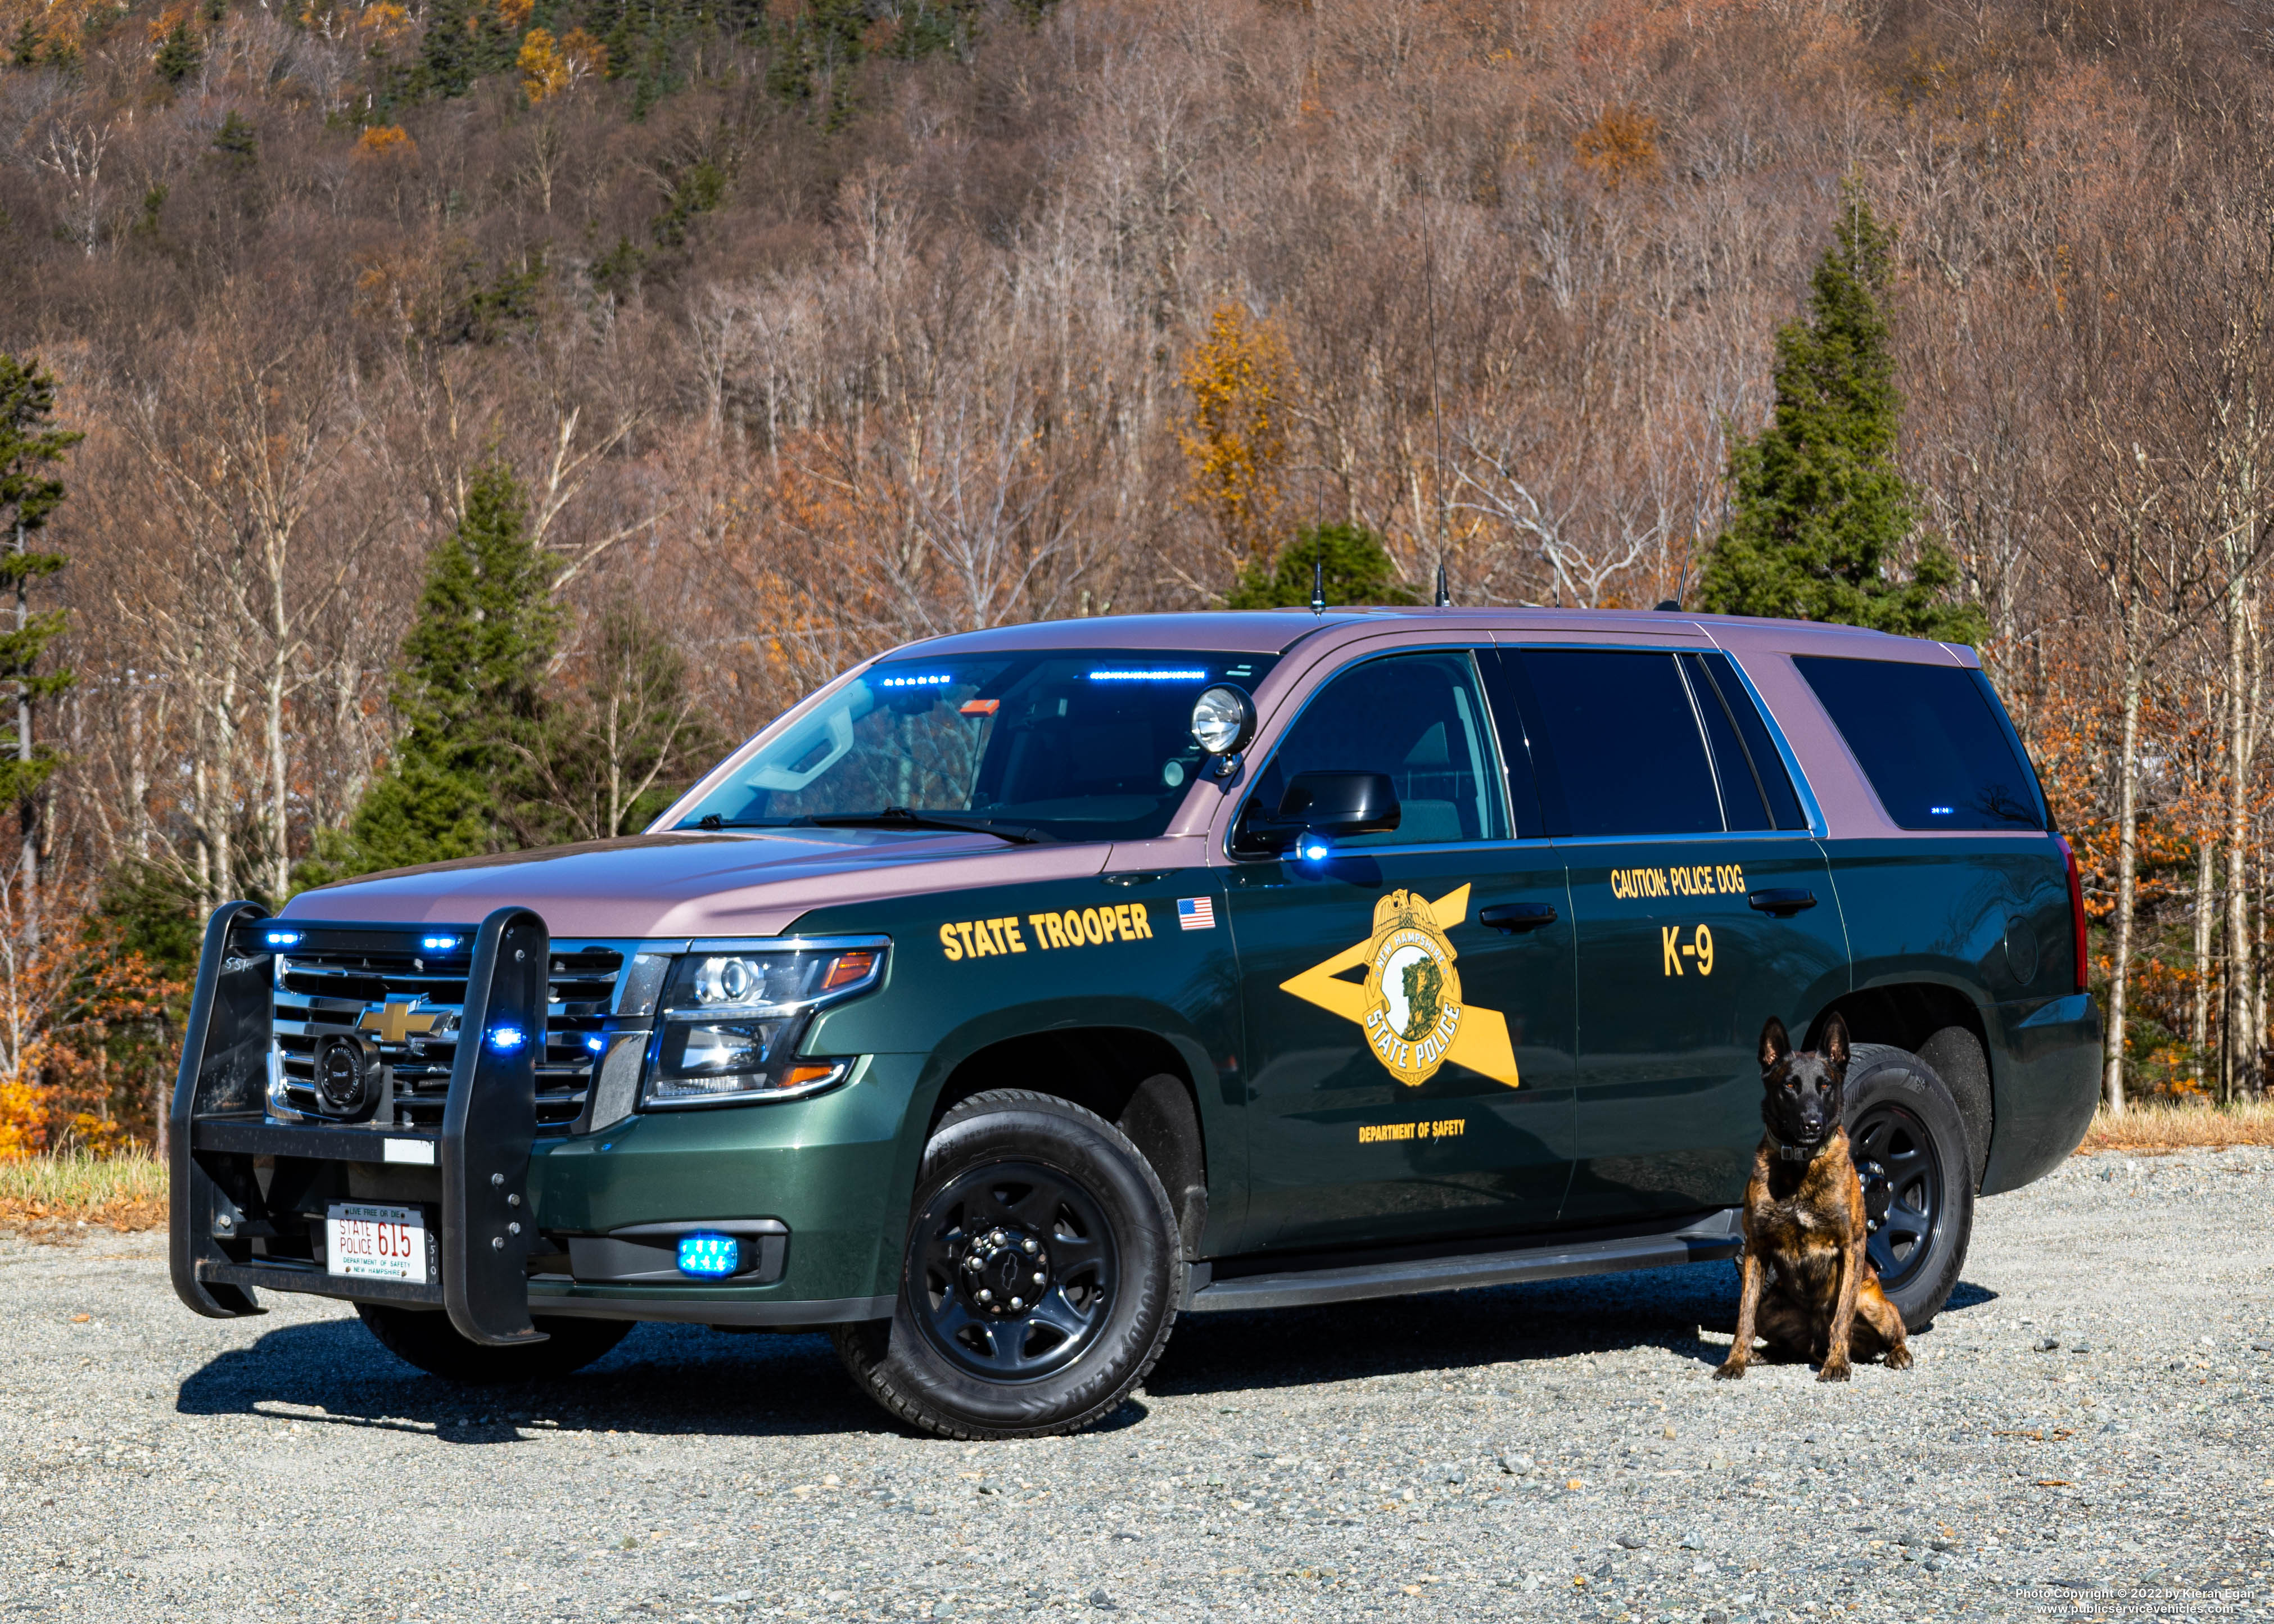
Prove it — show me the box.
[1748,888,1817,917]
[1479,903,1559,933]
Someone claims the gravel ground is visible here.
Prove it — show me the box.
[4,1150,2271,1624]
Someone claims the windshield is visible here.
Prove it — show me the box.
[674,651,1280,844]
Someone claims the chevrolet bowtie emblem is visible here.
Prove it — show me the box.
[360,997,443,1045]
[1280,884,1521,1089]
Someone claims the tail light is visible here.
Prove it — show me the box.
[2056,834,2087,994]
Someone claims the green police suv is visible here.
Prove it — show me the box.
[170,608,2098,1437]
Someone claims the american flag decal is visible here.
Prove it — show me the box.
[1177,897,1216,931]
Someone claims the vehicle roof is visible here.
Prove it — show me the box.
[892,608,1976,666]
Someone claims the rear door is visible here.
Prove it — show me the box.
[1223,647,1577,1253]
[1495,644,1851,1225]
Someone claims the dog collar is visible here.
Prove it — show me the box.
[1766,1133,1822,1164]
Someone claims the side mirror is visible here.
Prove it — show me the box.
[1242,770,1400,856]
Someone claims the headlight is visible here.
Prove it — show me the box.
[638,943,884,1108]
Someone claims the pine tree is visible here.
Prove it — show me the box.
[324,463,559,879]
[153,19,201,85]
[211,110,257,166]
[0,355,83,940]
[1698,184,1985,644]
[1224,522,1417,609]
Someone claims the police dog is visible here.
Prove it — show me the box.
[1713,1012,1910,1383]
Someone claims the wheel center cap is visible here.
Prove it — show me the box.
[959,1226,1051,1315]
[1856,1157,1892,1233]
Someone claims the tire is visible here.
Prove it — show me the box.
[833,1089,1183,1440]
[1843,1042,1974,1333]
[356,1304,632,1383]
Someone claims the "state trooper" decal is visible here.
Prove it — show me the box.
[1277,885,1521,1089]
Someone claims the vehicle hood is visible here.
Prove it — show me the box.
[280,830,1114,941]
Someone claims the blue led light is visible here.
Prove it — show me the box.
[421,935,460,952]
[878,673,953,689]
[678,1233,740,1277]
[1088,669,1208,682]
[1929,806,1954,816]
[1295,834,1333,863]
[486,1024,528,1054]
[584,1034,606,1053]
[262,930,302,948]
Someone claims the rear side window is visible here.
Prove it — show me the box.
[1512,650,1724,837]
[1690,653,1810,831]
[1794,657,2045,831]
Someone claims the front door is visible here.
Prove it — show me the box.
[1224,649,1577,1254]
[1499,645,1851,1225]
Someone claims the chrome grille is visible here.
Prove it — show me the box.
[269,931,629,1132]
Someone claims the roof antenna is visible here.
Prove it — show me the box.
[1435,559,1452,608]
[1310,538,1326,617]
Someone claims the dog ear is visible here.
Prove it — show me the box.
[1820,1011,1851,1069]
[1758,1016,1791,1071]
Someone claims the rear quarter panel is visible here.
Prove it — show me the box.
[1720,630,2101,1193]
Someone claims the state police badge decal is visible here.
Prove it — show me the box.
[1278,884,1522,1089]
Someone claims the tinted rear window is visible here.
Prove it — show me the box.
[1794,657,2044,831]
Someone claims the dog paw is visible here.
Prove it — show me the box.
[1711,1360,1746,1381]
[1816,1360,1852,1383]
[1884,1345,1914,1371]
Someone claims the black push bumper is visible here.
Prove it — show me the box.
[169,902,553,1346]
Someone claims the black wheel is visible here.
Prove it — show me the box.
[1843,1042,1974,1333]
[833,1089,1182,1440]
[356,1304,632,1383]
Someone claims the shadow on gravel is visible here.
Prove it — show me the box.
[1145,1264,2005,1398]
[176,1316,890,1444]
[171,1269,2008,1441]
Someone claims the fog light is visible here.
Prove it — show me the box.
[677,1233,739,1277]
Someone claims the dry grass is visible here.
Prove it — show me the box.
[2076,1099,2274,1156]
[0,1149,168,1235]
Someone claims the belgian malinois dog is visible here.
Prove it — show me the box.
[1714,1012,1911,1383]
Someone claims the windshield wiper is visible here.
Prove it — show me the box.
[795,808,1049,845]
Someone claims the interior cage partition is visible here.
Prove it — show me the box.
[167,903,551,1347]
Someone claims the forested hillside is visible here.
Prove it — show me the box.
[1,0,2270,1146]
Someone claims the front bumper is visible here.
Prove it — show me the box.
[523,1051,925,1317]
[170,902,922,1335]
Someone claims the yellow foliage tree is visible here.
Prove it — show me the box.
[518,28,568,101]
[355,124,417,161]
[1575,106,1661,191]
[1178,304,1298,565]
[519,25,604,101]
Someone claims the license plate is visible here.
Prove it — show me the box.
[326,1202,430,1283]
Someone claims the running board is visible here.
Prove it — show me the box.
[1185,1210,1742,1314]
